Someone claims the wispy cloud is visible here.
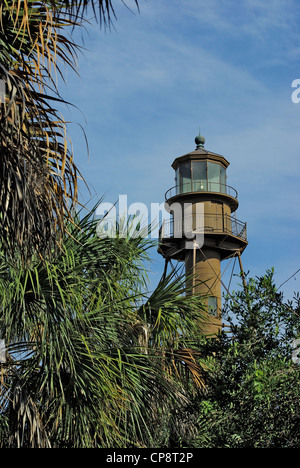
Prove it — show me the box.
[60,0,300,298]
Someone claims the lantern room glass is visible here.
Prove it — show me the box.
[175,168,179,195]
[176,161,226,195]
[220,165,226,192]
[207,162,221,192]
[179,163,192,193]
[192,161,207,191]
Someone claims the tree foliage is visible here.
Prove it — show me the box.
[0,205,207,448]
[186,270,300,448]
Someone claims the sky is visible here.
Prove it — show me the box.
[58,0,300,301]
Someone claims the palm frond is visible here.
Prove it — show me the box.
[0,202,209,447]
[0,1,85,257]
[50,0,140,27]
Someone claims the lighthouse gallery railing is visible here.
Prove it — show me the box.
[165,182,238,201]
[159,214,247,242]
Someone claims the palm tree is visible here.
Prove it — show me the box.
[0,204,207,447]
[0,1,84,258]
[0,0,139,258]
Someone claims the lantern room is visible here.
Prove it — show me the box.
[175,158,227,195]
[165,133,239,213]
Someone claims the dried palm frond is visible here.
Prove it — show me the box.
[0,1,85,258]
[172,348,206,390]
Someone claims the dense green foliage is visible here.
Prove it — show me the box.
[0,206,207,447]
[178,270,300,448]
[1,253,298,447]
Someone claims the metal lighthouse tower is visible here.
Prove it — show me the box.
[158,132,248,335]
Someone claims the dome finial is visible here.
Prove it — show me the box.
[195,128,205,149]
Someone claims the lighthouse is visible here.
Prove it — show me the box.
[158,132,248,335]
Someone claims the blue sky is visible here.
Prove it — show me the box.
[59,0,300,301]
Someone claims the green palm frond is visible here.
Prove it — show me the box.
[50,0,140,26]
[0,204,207,447]
[136,269,208,390]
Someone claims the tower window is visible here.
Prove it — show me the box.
[208,296,218,317]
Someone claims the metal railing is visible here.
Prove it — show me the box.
[165,182,238,201]
[159,213,247,242]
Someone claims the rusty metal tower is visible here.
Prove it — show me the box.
[158,132,248,335]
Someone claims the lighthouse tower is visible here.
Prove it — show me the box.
[159,133,248,335]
